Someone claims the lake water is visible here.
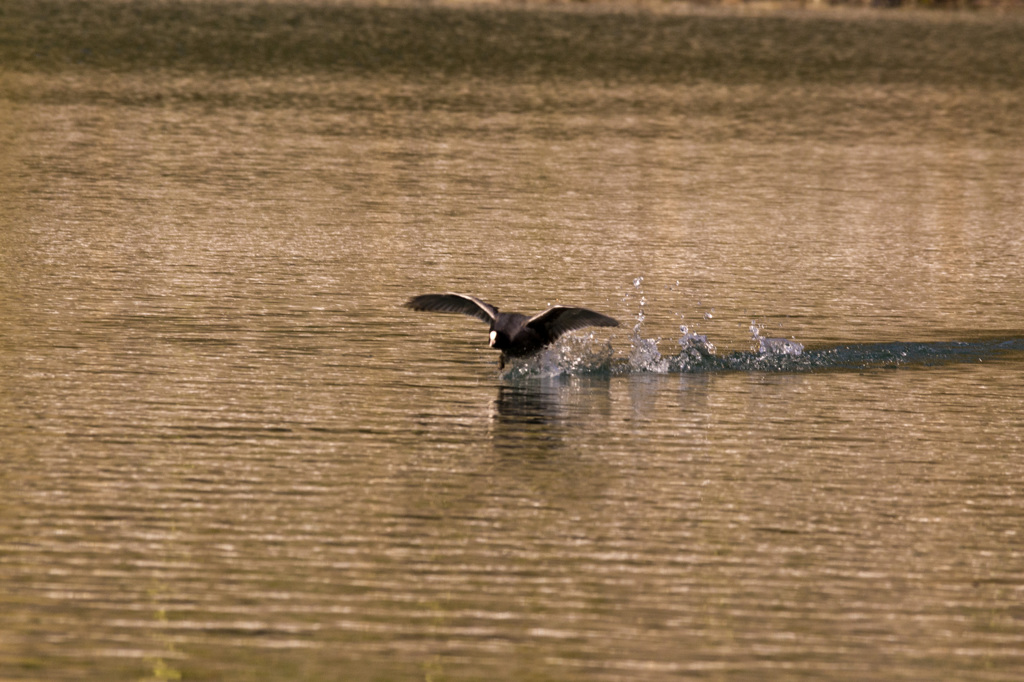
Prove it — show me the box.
[2,1,1024,679]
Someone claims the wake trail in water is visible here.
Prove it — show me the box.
[503,331,1024,379]
[501,278,1024,379]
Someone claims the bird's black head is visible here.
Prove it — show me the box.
[488,329,511,351]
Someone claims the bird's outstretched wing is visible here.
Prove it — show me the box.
[403,293,498,324]
[526,306,619,342]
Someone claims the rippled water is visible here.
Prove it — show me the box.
[3,1,1024,679]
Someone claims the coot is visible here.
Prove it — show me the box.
[404,293,619,367]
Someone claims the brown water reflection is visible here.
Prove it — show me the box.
[2,1,1024,680]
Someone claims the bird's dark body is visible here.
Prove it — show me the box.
[489,312,542,357]
[404,293,619,367]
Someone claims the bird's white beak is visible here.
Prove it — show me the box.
[489,331,497,348]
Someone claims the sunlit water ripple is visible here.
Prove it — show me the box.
[3,1,1024,680]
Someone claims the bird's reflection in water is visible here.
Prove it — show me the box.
[493,382,565,424]
[488,376,612,454]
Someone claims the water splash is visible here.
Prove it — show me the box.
[750,320,804,359]
[627,274,668,373]
[673,324,717,372]
[500,332,616,380]
[628,333,669,374]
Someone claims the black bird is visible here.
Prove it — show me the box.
[404,293,619,367]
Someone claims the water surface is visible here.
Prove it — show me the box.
[2,1,1024,679]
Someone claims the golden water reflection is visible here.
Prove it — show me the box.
[2,1,1024,679]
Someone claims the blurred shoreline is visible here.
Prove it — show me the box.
[413,0,1024,9]
[200,0,1024,13]
[174,0,1024,13]
[2,0,1022,82]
